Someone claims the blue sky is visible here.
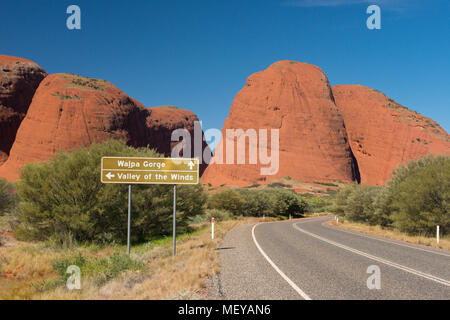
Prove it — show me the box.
[2,0,449,133]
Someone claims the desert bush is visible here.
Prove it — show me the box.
[205,208,234,222]
[372,186,393,227]
[0,179,18,243]
[314,182,339,187]
[238,188,307,218]
[265,188,308,218]
[52,251,146,285]
[332,184,360,216]
[333,155,449,235]
[243,183,261,189]
[389,154,444,190]
[207,188,307,218]
[13,140,206,244]
[344,185,382,225]
[238,189,274,217]
[332,184,386,225]
[267,182,292,188]
[389,155,449,235]
[306,196,334,213]
[207,189,245,215]
[0,178,16,216]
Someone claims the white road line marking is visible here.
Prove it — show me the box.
[323,222,450,258]
[252,223,312,300]
[293,223,450,287]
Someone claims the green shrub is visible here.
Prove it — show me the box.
[0,178,16,216]
[265,188,307,218]
[243,183,261,189]
[332,184,359,216]
[267,182,292,188]
[207,188,307,218]
[372,186,393,227]
[389,155,449,235]
[332,184,386,225]
[188,214,208,224]
[13,140,206,244]
[333,155,449,235]
[344,185,382,225]
[306,196,333,213]
[0,179,17,243]
[238,189,274,217]
[207,189,245,215]
[314,182,339,187]
[205,208,234,222]
[238,188,307,218]
[52,252,87,277]
[52,251,146,286]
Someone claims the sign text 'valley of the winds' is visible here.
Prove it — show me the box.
[101,157,199,185]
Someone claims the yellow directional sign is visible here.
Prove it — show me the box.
[101,157,199,185]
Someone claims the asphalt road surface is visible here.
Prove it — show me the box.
[214,216,450,300]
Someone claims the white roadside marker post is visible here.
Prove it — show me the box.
[211,217,215,240]
[437,225,440,245]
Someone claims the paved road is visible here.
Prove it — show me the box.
[214,216,450,300]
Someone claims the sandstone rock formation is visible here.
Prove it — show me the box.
[0,55,47,165]
[332,85,450,185]
[0,74,209,180]
[201,61,360,187]
[2,56,447,186]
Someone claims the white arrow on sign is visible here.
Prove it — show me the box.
[188,161,195,170]
[105,172,115,180]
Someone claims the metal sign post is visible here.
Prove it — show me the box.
[101,157,199,255]
[173,185,177,256]
[127,185,132,255]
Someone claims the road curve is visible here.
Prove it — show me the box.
[214,216,450,300]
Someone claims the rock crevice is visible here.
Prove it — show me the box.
[0,55,47,164]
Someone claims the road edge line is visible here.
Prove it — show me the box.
[293,223,450,287]
[322,221,450,258]
[251,223,312,300]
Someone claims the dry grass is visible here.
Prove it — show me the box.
[0,217,265,300]
[0,243,64,299]
[327,220,450,251]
